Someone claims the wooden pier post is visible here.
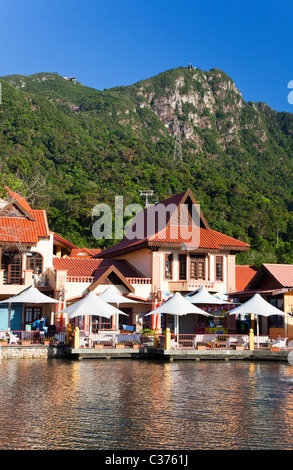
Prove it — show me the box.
[73,327,79,349]
[154,328,160,348]
[165,328,171,350]
[66,323,72,345]
[249,328,254,350]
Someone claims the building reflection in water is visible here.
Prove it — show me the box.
[0,359,293,449]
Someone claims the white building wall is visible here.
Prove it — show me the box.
[115,248,152,278]
[33,234,54,271]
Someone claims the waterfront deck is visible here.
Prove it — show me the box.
[1,330,292,361]
[64,345,291,362]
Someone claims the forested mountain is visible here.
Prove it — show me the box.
[0,66,292,265]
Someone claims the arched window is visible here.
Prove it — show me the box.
[26,252,43,274]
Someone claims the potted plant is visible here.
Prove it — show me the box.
[234,345,244,350]
[0,338,8,346]
[197,344,207,350]
[141,328,154,337]
[94,343,104,349]
[132,341,141,349]
[115,342,125,349]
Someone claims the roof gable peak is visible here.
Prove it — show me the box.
[0,187,35,221]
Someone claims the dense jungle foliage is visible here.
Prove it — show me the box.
[0,67,292,266]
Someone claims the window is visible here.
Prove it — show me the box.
[26,252,43,274]
[165,254,173,279]
[190,256,205,279]
[215,256,223,281]
[179,254,187,280]
[268,315,284,329]
[1,253,22,284]
[119,308,132,330]
[92,316,111,332]
[25,307,41,324]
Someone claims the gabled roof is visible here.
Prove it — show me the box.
[53,257,148,295]
[235,265,258,291]
[53,233,79,249]
[0,188,50,243]
[69,247,102,258]
[247,264,293,290]
[88,265,135,293]
[3,186,35,216]
[96,189,249,258]
[53,257,147,280]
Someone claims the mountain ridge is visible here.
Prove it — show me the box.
[0,66,292,265]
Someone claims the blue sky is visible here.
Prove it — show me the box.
[1,0,292,112]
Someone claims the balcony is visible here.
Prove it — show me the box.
[0,269,46,296]
[168,280,215,292]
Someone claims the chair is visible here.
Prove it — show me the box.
[254,335,269,349]
[171,339,179,349]
[8,333,19,344]
[241,335,249,348]
[226,336,238,348]
[122,325,135,333]
[194,334,216,348]
[269,337,287,349]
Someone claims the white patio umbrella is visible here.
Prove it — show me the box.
[228,293,288,335]
[98,285,137,304]
[186,286,231,305]
[98,285,137,330]
[145,292,211,334]
[0,284,59,329]
[55,291,128,320]
[0,284,60,305]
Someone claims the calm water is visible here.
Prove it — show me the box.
[0,358,293,450]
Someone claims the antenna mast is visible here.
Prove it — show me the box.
[173,127,183,162]
[140,190,154,208]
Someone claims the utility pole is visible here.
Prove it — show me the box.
[173,132,183,162]
[173,111,183,163]
[139,190,154,209]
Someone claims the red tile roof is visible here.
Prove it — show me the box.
[98,223,249,258]
[96,190,249,258]
[151,226,250,250]
[4,186,34,214]
[0,209,49,243]
[53,257,147,280]
[235,265,258,291]
[260,264,293,288]
[69,247,102,258]
[53,234,79,249]
[0,188,50,243]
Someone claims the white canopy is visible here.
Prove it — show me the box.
[98,285,137,330]
[228,293,288,336]
[145,292,211,335]
[55,291,128,319]
[186,287,231,305]
[98,285,137,305]
[0,285,59,304]
[146,292,211,317]
[228,294,288,318]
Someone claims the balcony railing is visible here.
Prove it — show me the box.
[1,330,291,352]
[72,332,292,350]
[168,280,215,291]
[168,334,292,350]
[0,329,66,345]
